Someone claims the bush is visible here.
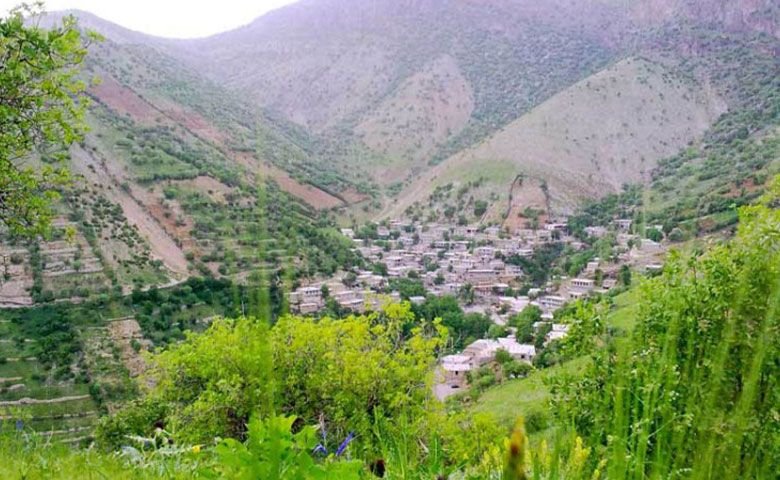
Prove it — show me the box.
[503,360,532,379]
[523,410,549,434]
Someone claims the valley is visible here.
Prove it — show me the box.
[0,0,778,477]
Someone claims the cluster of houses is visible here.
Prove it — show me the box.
[287,275,392,314]
[284,215,672,398]
[289,217,664,320]
[437,321,570,397]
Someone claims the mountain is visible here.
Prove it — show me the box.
[157,0,777,217]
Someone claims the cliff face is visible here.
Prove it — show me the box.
[632,0,779,38]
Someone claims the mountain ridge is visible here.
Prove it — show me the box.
[48,0,780,221]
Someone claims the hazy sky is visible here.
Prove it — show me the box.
[0,0,300,38]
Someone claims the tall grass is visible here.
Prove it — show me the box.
[536,179,780,479]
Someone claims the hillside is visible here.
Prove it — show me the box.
[385,57,725,218]
[1,20,369,304]
[1,0,778,466]
[167,0,622,186]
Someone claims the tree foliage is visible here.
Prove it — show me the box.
[101,303,447,452]
[0,4,98,236]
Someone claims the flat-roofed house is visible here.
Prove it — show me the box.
[497,337,536,362]
[299,286,322,304]
[571,278,595,292]
[441,354,473,388]
[299,303,320,315]
[615,219,632,232]
[466,269,497,283]
[496,296,530,314]
[539,295,566,312]
[462,339,500,366]
[546,324,570,343]
[585,226,607,238]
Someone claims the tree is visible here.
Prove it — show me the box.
[414,295,490,349]
[0,6,99,236]
[101,303,446,448]
[618,264,631,286]
[488,324,508,339]
[342,271,357,287]
[667,227,684,242]
[503,360,532,379]
[593,268,604,287]
[509,305,542,343]
[459,283,475,305]
[645,227,663,242]
[390,277,426,299]
[474,200,488,217]
[494,347,512,364]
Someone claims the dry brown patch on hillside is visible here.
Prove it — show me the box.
[340,187,371,205]
[155,99,231,145]
[260,165,344,210]
[139,187,196,253]
[89,75,160,124]
[501,177,550,231]
[230,151,345,209]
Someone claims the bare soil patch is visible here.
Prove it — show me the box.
[157,101,230,145]
[89,75,160,124]
[340,187,370,205]
[107,318,150,377]
[231,151,346,209]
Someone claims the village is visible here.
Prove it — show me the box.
[287,215,669,397]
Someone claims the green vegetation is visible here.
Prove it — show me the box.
[0,6,97,236]
[412,295,491,349]
[548,180,780,478]
[2,187,780,477]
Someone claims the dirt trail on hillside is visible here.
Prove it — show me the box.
[70,146,189,277]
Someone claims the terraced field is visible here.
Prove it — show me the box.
[0,275,269,441]
[0,326,101,445]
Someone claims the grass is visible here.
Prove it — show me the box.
[470,356,589,430]
[0,341,37,358]
[606,288,641,333]
[0,361,42,379]
[1,383,92,402]
[12,398,98,419]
